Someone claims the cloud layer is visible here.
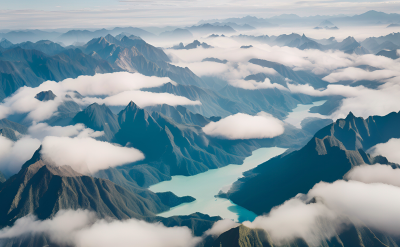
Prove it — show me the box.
[202,112,284,139]
[243,164,400,245]
[368,138,400,167]
[40,136,145,174]
[0,210,200,247]
[0,72,200,123]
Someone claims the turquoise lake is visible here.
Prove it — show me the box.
[149,101,329,222]
[149,147,287,222]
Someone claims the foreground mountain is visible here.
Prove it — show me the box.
[225,111,400,215]
[0,148,195,228]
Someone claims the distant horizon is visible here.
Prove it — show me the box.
[0,9,400,31]
[2,2,400,30]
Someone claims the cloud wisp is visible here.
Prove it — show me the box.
[40,136,145,174]
[202,112,285,140]
[0,210,201,247]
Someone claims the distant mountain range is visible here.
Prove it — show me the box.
[0,47,114,101]
[234,33,370,54]
[200,10,400,27]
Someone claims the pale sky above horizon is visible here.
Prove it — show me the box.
[1,0,400,29]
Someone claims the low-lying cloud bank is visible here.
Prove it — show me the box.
[0,123,133,176]
[287,79,400,119]
[40,136,144,174]
[368,138,400,168]
[0,136,41,175]
[0,72,200,122]
[202,112,284,140]
[242,164,400,245]
[0,210,201,247]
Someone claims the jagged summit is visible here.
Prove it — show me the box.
[35,90,57,101]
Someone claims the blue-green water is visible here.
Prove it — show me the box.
[284,100,328,128]
[149,147,286,222]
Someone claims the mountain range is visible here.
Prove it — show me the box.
[225,111,400,215]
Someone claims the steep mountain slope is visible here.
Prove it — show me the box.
[226,111,400,215]
[0,47,114,101]
[71,103,120,141]
[210,223,399,247]
[0,119,28,141]
[376,49,400,59]
[82,35,206,88]
[0,149,193,228]
[146,104,214,127]
[113,101,244,176]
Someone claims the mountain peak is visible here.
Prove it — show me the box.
[35,90,57,101]
[345,111,356,120]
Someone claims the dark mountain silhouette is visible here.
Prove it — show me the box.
[172,40,212,50]
[71,103,120,141]
[35,90,57,101]
[376,49,400,59]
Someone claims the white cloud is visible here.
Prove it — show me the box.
[243,198,340,246]
[346,164,400,188]
[202,112,284,140]
[74,217,200,247]
[368,138,400,167]
[229,78,286,90]
[0,210,200,247]
[40,136,145,174]
[287,80,400,120]
[0,72,199,123]
[28,123,104,141]
[242,173,400,245]
[308,180,400,236]
[204,219,240,236]
[0,136,41,175]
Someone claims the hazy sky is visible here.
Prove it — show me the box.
[1,0,400,29]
